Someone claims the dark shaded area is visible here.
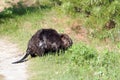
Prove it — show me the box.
[104,19,116,30]
[0,1,52,23]
[51,0,62,6]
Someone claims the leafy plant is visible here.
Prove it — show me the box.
[68,43,97,66]
[0,8,13,18]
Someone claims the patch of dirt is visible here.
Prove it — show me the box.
[0,39,27,80]
[0,0,38,12]
[104,20,116,30]
[64,19,89,43]
[0,0,11,12]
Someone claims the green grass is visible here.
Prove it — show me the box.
[28,54,69,80]
[0,6,120,80]
[28,43,120,80]
[0,8,49,49]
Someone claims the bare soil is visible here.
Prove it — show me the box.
[0,0,38,12]
[0,39,27,80]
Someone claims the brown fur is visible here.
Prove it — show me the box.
[12,28,73,63]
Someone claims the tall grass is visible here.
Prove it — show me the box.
[28,43,120,80]
[59,0,120,41]
[67,43,120,80]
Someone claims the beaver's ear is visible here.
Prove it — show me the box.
[60,34,67,39]
[60,34,64,38]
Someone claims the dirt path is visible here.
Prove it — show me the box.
[0,39,27,80]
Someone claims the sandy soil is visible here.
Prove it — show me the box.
[0,39,27,80]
